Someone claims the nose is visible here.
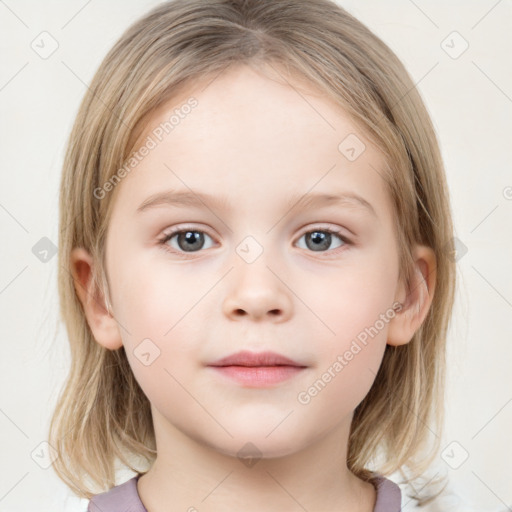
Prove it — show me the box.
[222,257,293,323]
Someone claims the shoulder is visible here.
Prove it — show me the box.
[88,474,147,512]
[369,474,402,512]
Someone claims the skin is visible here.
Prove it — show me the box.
[71,63,436,511]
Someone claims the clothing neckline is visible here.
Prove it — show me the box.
[89,471,401,512]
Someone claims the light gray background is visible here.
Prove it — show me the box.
[0,1,511,511]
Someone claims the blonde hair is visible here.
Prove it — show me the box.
[50,0,456,503]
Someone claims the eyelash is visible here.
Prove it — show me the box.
[157,225,352,259]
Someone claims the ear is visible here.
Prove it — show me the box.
[70,247,123,350]
[387,244,436,347]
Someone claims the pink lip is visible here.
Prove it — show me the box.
[207,351,307,387]
[209,350,304,367]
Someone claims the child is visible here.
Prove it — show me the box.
[49,0,456,510]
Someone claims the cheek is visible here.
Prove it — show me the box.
[296,256,397,404]
[110,258,206,405]
[297,279,394,420]
[116,267,202,415]
[302,256,398,342]
[112,256,203,344]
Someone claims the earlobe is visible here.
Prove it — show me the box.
[70,247,123,350]
[387,245,437,347]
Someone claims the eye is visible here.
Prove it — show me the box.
[157,225,352,258]
[158,227,215,255]
[295,227,351,253]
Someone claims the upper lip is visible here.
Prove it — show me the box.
[208,350,306,367]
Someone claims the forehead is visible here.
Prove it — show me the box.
[113,64,393,222]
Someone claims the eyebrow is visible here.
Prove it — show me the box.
[136,189,377,217]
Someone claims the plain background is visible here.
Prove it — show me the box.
[0,1,511,511]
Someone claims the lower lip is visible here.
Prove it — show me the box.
[209,365,305,387]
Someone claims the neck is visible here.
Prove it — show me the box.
[137,408,376,512]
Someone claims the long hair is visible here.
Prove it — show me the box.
[49,0,456,502]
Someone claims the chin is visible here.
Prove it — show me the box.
[204,426,306,461]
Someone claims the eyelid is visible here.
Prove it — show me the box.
[160,223,214,239]
[295,223,353,243]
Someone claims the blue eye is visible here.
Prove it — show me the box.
[158,226,352,257]
[159,229,215,254]
[296,228,350,252]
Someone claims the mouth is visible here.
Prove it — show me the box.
[207,350,308,387]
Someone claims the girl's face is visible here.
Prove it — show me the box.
[104,64,403,459]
